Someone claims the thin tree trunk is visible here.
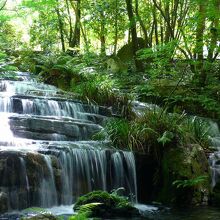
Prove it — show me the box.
[65,0,74,45]
[56,1,65,52]
[125,0,143,71]
[135,0,150,47]
[114,0,119,54]
[153,6,159,45]
[208,0,220,61]
[100,11,106,55]
[194,2,206,86]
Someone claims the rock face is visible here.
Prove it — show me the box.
[136,145,211,206]
[0,72,138,213]
[159,144,210,206]
[0,192,8,213]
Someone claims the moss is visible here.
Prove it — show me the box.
[74,191,139,218]
[157,144,211,206]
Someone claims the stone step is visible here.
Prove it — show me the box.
[9,115,103,141]
[0,95,113,119]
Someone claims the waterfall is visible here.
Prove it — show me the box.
[0,71,138,212]
[208,121,220,188]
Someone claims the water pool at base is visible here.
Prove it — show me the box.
[1,204,220,220]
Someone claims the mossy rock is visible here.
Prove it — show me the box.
[21,214,59,220]
[74,191,140,218]
[157,144,211,206]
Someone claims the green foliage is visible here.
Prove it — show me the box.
[74,190,138,218]
[0,52,7,60]
[0,21,22,50]
[97,109,211,157]
[135,74,220,123]
[157,131,175,146]
[181,117,211,149]
[173,175,208,189]
[68,212,89,220]
[69,203,102,220]
[72,75,133,116]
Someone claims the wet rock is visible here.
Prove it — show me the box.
[21,214,59,220]
[0,192,8,213]
[9,115,102,141]
[158,144,211,206]
[12,98,23,113]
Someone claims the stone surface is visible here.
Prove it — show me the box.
[158,144,210,206]
[9,115,102,141]
[0,192,8,213]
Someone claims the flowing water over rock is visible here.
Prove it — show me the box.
[0,72,137,213]
[209,121,220,188]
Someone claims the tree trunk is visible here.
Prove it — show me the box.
[69,0,81,49]
[100,11,106,55]
[113,0,119,54]
[56,0,65,52]
[194,2,206,86]
[125,0,143,71]
[65,0,74,46]
[135,0,150,47]
[208,0,220,61]
[69,0,89,52]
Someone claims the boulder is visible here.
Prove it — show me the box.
[157,144,211,206]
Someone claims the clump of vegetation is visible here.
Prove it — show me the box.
[173,175,208,189]
[96,109,211,157]
[73,190,139,218]
[135,77,220,123]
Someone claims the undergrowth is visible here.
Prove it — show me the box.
[95,109,211,158]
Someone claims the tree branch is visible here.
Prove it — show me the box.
[0,0,7,11]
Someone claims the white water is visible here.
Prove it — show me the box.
[0,72,138,212]
[208,121,220,188]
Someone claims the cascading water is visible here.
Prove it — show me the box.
[209,122,220,188]
[0,71,137,212]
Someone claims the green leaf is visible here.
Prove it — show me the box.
[157,131,174,146]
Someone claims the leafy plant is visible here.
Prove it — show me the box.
[96,109,212,159]
[180,117,211,149]
[73,190,138,218]
[68,212,88,220]
[173,175,208,189]
[157,131,175,146]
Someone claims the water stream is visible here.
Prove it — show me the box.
[0,72,137,213]
[1,72,220,219]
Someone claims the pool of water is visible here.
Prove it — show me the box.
[142,206,220,220]
[1,204,220,220]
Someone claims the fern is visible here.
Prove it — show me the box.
[173,175,208,188]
